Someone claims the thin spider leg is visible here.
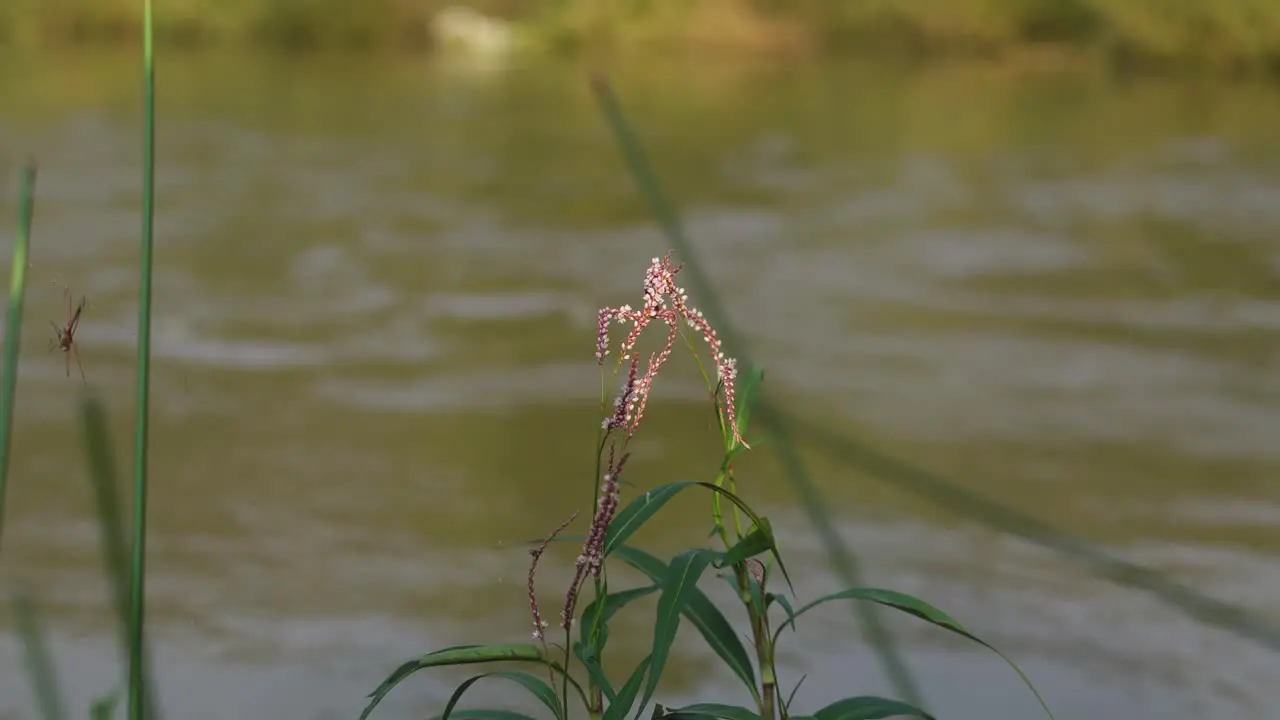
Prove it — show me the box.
[71,342,85,384]
[69,297,85,335]
[64,343,71,378]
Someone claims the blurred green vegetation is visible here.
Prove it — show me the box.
[1,0,1279,73]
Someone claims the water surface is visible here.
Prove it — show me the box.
[0,49,1277,720]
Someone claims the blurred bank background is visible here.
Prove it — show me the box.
[1,2,1279,719]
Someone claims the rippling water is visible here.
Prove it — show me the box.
[0,50,1277,719]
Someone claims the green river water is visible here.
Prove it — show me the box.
[0,49,1277,720]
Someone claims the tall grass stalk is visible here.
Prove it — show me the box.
[82,393,163,718]
[588,76,926,708]
[0,159,37,550]
[128,0,157,718]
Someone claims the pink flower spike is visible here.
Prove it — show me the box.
[593,251,747,448]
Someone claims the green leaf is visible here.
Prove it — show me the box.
[604,655,652,720]
[718,524,773,568]
[719,571,765,618]
[697,487,791,593]
[775,589,1052,720]
[613,545,758,704]
[574,641,616,703]
[604,483,691,557]
[746,576,765,618]
[605,481,792,593]
[767,593,797,630]
[581,585,660,650]
[635,549,714,719]
[658,703,762,720]
[360,645,549,720]
[440,672,563,720]
[782,675,807,715]
[812,696,935,720]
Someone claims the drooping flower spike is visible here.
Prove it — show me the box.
[594,251,747,449]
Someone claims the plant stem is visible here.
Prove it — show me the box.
[128,0,157,718]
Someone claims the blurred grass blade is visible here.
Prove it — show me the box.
[612,545,758,704]
[0,158,37,550]
[81,394,161,719]
[129,1,158,719]
[784,410,1280,653]
[12,590,68,720]
[91,693,120,720]
[635,549,713,720]
[81,395,131,643]
[588,74,923,706]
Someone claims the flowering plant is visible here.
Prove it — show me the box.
[358,252,1050,720]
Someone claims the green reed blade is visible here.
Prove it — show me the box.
[81,393,162,719]
[129,0,157,719]
[13,590,68,720]
[0,159,37,551]
[82,395,131,653]
[588,76,925,708]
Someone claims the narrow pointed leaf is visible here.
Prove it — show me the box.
[574,641,616,703]
[613,545,757,702]
[0,159,37,554]
[604,655,652,720]
[441,672,563,720]
[783,675,807,714]
[581,585,659,649]
[635,549,713,719]
[604,482,696,557]
[719,572,765,617]
[718,525,773,567]
[488,672,566,720]
[360,645,547,720]
[605,481,791,592]
[813,696,934,720]
[775,589,1052,719]
[659,703,762,720]
[693,484,791,592]
[767,593,797,630]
